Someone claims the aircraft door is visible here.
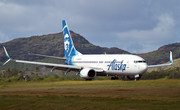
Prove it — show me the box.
[126,60,129,68]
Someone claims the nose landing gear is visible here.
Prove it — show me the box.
[127,74,142,81]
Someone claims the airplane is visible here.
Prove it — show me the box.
[3,20,173,81]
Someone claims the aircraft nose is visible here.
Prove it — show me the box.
[140,63,148,74]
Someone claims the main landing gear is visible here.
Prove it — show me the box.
[111,76,126,80]
[111,74,142,81]
[111,76,119,80]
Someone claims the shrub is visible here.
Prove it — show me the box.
[32,77,44,81]
[5,76,22,82]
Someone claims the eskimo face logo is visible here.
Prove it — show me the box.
[64,34,70,52]
[107,59,126,71]
[64,40,69,52]
[64,34,69,39]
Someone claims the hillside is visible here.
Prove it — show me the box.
[0,31,130,61]
[139,43,180,65]
[0,31,129,71]
[0,30,180,72]
[147,58,180,72]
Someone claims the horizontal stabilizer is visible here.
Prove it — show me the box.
[3,46,11,65]
[3,59,11,65]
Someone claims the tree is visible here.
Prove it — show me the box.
[11,68,19,76]
[24,68,29,74]
[60,71,65,79]
[1,71,5,78]
[43,74,50,79]
[30,72,35,79]
[52,74,59,79]
[3,69,11,79]
[25,75,30,82]
[34,67,39,72]
[18,71,24,77]
[35,73,39,78]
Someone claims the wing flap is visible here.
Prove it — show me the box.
[15,60,82,70]
[29,53,66,60]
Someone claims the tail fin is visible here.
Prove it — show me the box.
[62,20,82,58]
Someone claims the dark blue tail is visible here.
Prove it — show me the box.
[62,20,82,58]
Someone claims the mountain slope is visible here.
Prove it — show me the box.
[0,30,180,72]
[0,31,129,70]
[139,43,180,65]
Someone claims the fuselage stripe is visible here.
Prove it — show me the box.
[68,45,74,56]
[62,25,67,31]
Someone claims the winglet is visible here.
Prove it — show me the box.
[147,51,173,68]
[170,51,173,64]
[3,46,11,65]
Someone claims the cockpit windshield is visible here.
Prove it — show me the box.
[134,60,146,63]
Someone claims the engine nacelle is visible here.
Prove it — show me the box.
[80,68,96,79]
[127,76,135,80]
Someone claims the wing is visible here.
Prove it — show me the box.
[3,46,104,74]
[147,51,173,68]
[28,53,66,60]
[3,46,81,72]
[15,60,81,69]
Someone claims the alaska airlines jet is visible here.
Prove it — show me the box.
[3,20,173,80]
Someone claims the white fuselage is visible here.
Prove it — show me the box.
[69,54,148,76]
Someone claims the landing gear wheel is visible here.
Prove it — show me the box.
[111,76,119,80]
[111,77,115,80]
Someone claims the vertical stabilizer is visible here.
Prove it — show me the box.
[62,20,82,58]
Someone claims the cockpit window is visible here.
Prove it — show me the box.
[134,60,146,63]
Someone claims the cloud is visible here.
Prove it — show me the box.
[0,31,10,43]
[115,14,176,53]
[0,0,180,53]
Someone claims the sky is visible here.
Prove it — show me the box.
[0,0,180,53]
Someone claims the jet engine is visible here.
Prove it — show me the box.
[127,76,135,80]
[80,68,96,80]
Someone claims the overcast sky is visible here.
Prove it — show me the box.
[0,0,180,53]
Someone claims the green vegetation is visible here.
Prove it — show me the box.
[0,67,85,83]
[1,65,180,83]
[142,67,180,80]
[0,66,180,109]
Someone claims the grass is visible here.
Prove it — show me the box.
[0,80,180,110]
